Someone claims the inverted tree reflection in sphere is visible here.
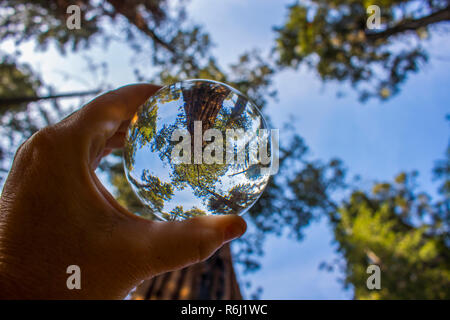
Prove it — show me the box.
[123,79,273,221]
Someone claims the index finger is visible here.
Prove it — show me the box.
[54,84,162,166]
[77,84,162,141]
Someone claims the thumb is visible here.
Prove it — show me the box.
[134,215,246,277]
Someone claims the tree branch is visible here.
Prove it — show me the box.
[366,5,450,41]
[0,90,101,107]
[106,0,176,53]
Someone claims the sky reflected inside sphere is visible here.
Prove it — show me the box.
[124,80,272,221]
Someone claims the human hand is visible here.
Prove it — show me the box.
[0,84,247,299]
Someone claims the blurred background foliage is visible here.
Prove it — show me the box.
[0,0,448,299]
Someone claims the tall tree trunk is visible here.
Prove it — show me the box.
[131,83,243,300]
[182,81,231,138]
[131,244,242,300]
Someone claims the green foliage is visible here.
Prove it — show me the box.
[434,142,450,200]
[111,166,151,217]
[0,0,168,54]
[235,133,346,272]
[331,168,450,299]
[0,53,64,179]
[1,0,449,299]
[0,52,42,114]
[275,0,449,100]
[153,51,276,111]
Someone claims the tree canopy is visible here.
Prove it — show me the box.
[0,0,449,299]
[330,164,450,299]
[275,0,450,100]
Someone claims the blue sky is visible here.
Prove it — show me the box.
[188,0,450,299]
[2,0,449,299]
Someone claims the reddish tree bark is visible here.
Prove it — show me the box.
[131,244,242,300]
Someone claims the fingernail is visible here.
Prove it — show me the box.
[224,221,246,242]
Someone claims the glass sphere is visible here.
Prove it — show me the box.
[123,79,273,221]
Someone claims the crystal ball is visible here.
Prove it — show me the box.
[123,79,274,221]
